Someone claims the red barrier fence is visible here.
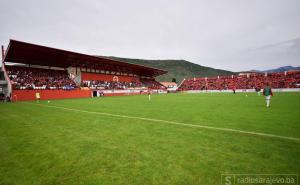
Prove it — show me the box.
[12,89,91,101]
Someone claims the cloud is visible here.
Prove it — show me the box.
[224,38,300,71]
[0,0,300,71]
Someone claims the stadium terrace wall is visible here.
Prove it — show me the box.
[12,89,92,101]
[182,88,300,93]
[99,89,167,96]
[11,89,167,101]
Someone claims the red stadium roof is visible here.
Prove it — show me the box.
[3,39,167,77]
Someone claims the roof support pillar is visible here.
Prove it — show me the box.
[1,45,4,62]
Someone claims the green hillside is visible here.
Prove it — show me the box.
[106,57,235,83]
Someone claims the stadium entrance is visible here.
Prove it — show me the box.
[92,91,97,97]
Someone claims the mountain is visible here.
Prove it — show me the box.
[104,56,235,83]
[226,38,300,71]
[262,66,300,73]
[247,66,300,73]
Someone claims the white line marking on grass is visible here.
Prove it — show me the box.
[22,102,300,142]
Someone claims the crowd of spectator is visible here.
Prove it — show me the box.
[6,66,77,90]
[82,80,143,89]
[5,66,166,91]
[7,65,300,92]
[140,78,166,89]
[179,71,300,91]
[82,78,165,90]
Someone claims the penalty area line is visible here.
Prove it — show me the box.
[22,102,300,142]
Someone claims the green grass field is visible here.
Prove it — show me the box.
[0,92,299,185]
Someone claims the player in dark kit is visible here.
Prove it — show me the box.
[263,83,273,107]
[255,87,261,96]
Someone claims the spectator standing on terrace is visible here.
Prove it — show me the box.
[35,92,40,102]
[255,87,261,96]
[148,89,151,101]
[0,93,4,102]
[263,83,273,107]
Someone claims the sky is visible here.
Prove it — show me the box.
[0,0,300,71]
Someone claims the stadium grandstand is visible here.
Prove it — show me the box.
[178,71,300,92]
[1,40,167,101]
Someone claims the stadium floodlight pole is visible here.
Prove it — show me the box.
[1,45,4,63]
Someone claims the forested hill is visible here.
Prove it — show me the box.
[105,56,235,83]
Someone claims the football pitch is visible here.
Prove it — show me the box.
[0,92,299,185]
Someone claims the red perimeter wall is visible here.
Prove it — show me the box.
[81,73,135,82]
[12,89,91,101]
